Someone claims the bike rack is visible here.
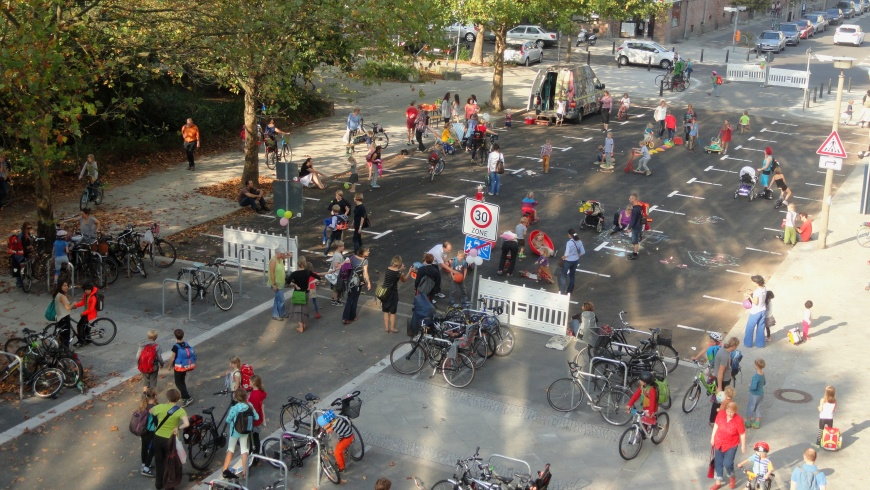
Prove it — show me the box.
[245,453,288,490]
[309,409,356,487]
[0,351,24,400]
[161,278,191,321]
[589,355,629,387]
[274,430,322,487]
[214,258,243,295]
[487,454,532,485]
[204,481,247,490]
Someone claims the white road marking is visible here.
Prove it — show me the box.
[704,165,739,174]
[648,205,686,215]
[576,268,612,278]
[390,209,431,220]
[793,196,822,202]
[303,196,320,201]
[804,182,823,187]
[593,242,630,254]
[725,269,752,276]
[515,155,541,160]
[747,136,777,143]
[675,324,710,333]
[760,128,797,135]
[720,154,753,163]
[687,177,723,186]
[508,168,526,175]
[427,193,466,203]
[771,120,799,127]
[459,178,485,184]
[360,229,394,239]
[734,145,765,152]
[668,190,705,200]
[552,146,572,151]
[745,246,782,255]
[563,136,593,142]
[816,171,845,176]
[702,295,743,305]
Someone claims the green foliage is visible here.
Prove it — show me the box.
[354,61,421,82]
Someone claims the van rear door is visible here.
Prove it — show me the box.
[527,68,547,111]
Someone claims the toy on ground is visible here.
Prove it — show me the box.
[528,230,555,257]
[704,137,724,154]
[577,200,605,233]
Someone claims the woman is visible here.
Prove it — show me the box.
[381,255,408,333]
[53,280,75,348]
[464,97,476,121]
[365,145,382,189]
[299,157,326,190]
[288,257,320,333]
[570,302,599,360]
[710,401,747,490]
[486,143,504,196]
[610,204,632,234]
[743,275,768,348]
[328,241,346,305]
[758,147,775,194]
[451,94,461,122]
[769,167,792,207]
[268,249,288,321]
[341,247,371,324]
[718,120,733,155]
[497,231,519,276]
[150,388,190,490]
[440,92,452,126]
[558,230,585,296]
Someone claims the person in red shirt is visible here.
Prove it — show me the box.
[248,375,267,455]
[626,371,658,426]
[664,111,677,141]
[405,102,419,146]
[72,283,99,347]
[710,401,747,490]
[797,213,813,242]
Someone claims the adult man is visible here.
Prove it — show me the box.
[710,337,740,424]
[404,101,419,146]
[79,208,100,243]
[627,194,644,260]
[344,108,362,146]
[326,190,352,217]
[263,119,288,154]
[238,180,268,213]
[790,447,826,490]
[414,105,429,152]
[426,241,453,298]
[181,118,200,171]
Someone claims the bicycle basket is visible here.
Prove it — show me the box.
[183,415,204,445]
[340,396,363,419]
[656,329,673,347]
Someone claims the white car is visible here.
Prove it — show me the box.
[833,24,865,45]
[614,40,676,69]
[506,25,558,48]
[443,22,477,42]
[504,41,544,66]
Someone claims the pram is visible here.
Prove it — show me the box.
[704,137,724,154]
[735,166,757,201]
[577,200,605,232]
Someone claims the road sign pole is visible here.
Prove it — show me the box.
[818,69,845,249]
[471,264,479,305]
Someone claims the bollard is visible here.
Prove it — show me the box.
[700,48,704,62]
[587,51,591,65]
[746,49,750,62]
[813,91,817,103]
[827,78,832,95]
[612,40,616,55]
[660,79,664,96]
[819,84,823,99]
[647,56,651,71]
[848,77,852,93]
[725,49,730,63]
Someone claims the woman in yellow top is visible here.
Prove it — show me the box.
[269,249,290,321]
[149,388,190,489]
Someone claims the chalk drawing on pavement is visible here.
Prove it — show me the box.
[688,216,726,225]
[688,251,740,268]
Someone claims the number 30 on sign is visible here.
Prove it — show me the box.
[462,198,500,241]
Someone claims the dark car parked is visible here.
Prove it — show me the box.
[825,8,845,24]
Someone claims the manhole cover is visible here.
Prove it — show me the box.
[774,389,812,404]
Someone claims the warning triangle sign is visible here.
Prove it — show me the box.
[816,131,847,158]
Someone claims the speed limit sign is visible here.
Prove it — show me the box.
[462,198,500,241]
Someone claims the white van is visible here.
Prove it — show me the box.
[527,64,606,121]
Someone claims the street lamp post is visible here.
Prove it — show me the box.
[817,57,855,249]
[724,6,747,48]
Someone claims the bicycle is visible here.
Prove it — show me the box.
[431,447,543,490]
[390,322,477,388]
[444,300,514,359]
[681,360,718,413]
[68,240,105,288]
[617,408,669,460]
[3,327,83,390]
[472,133,498,167]
[0,336,65,398]
[21,237,50,293]
[609,311,680,373]
[176,259,235,311]
[185,389,237,471]
[42,315,118,347]
[79,180,104,211]
[857,221,870,247]
[276,391,365,462]
[426,145,446,183]
[361,121,389,149]
[741,467,774,490]
[134,223,177,269]
[545,358,633,426]
[265,134,292,170]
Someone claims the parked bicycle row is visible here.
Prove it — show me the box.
[430,447,552,490]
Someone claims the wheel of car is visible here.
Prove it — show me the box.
[535,39,544,49]
[659,59,672,70]
[464,32,475,42]
[618,55,629,66]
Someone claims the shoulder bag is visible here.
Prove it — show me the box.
[495,154,505,174]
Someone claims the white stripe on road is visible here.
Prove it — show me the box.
[702,295,743,305]
[576,268,612,278]
[745,246,782,255]
[725,269,752,276]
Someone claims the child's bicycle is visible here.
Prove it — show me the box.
[426,143,446,182]
[682,360,717,413]
[742,468,774,490]
[617,408,670,461]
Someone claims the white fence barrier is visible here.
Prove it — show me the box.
[727,63,808,89]
[477,277,570,336]
[726,64,765,83]
[222,226,297,272]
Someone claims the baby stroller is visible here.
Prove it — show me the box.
[735,166,757,201]
[704,137,724,154]
[578,200,605,232]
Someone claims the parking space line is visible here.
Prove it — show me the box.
[576,268,611,278]
[704,165,739,174]
[667,190,705,200]
[648,205,686,215]
[745,246,782,255]
[687,177,722,186]
[702,295,743,305]
[459,178,485,184]
[427,193,466,203]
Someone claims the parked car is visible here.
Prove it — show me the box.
[836,1,857,18]
[527,64,606,121]
[858,0,870,13]
[793,19,815,38]
[833,24,865,45]
[825,8,845,24]
[506,25,559,48]
[803,13,827,33]
[779,23,802,45]
[504,41,544,66]
[614,40,675,69]
[755,30,787,52]
[443,22,477,43]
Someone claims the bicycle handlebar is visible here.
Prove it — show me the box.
[330,390,361,407]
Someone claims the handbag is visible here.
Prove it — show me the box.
[375,284,389,301]
[163,435,183,488]
[291,290,308,305]
[44,299,56,322]
[175,435,188,465]
[495,157,505,174]
[325,271,338,285]
[707,447,715,479]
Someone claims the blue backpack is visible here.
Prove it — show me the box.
[173,342,197,372]
[730,349,744,382]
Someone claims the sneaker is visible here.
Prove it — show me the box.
[435,293,446,298]
[314,313,322,319]
[182,398,193,408]
[141,466,154,477]
[518,252,526,259]
[223,469,238,479]
[745,420,752,428]
[645,170,651,176]
[751,421,761,429]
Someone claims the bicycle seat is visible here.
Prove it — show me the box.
[304,393,319,402]
[202,407,215,415]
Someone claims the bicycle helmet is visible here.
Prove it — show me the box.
[754,441,770,453]
[639,371,655,385]
[708,332,723,343]
[316,409,336,428]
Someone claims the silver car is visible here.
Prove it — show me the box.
[802,13,827,33]
[779,23,801,45]
[756,30,786,53]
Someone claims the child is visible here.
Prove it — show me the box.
[53,229,70,282]
[325,205,347,256]
[515,216,529,258]
[540,139,553,174]
[763,291,775,340]
[137,388,159,477]
[718,120,733,154]
[504,113,512,129]
[72,282,99,346]
[221,388,259,479]
[802,300,814,340]
[688,118,699,151]
[474,184,485,202]
[347,156,359,193]
[745,359,766,429]
[633,141,652,176]
[783,203,798,246]
[316,409,355,472]
[691,331,723,364]
[618,93,630,120]
[449,251,468,306]
[737,441,774,485]
[307,263,321,319]
[248,375,267,454]
[642,122,656,148]
[521,192,538,224]
[170,328,195,407]
[534,94,542,115]
[817,385,836,446]
[227,356,242,392]
[136,329,164,392]
[626,371,658,427]
[738,110,751,134]
[328,241,346,306]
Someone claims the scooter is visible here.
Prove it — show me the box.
[576,30,597,46]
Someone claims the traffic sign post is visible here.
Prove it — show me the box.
[815,131,847,158]
[818,156,843,171]
[464,235,493,261]
[462,198,500,242]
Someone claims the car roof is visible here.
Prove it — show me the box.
[780,23,799,28]
[839,24,861,29]
[761,30,782,34]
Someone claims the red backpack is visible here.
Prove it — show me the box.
[240,364,255,391]
[7,234,23,254]
[638,201,653,231]
[138,343,159,374]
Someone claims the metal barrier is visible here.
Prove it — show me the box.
[214,258,243,294]
[246,250,268,279]
[0,350,25,400]
[488,454,532,486]
[246,452,288,490]
[161,278,191,320]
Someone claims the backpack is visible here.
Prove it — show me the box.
[240,364,254,391]
[770,158,781,171]
[173,342,196,372]
[44,299,56,322]
[716,75,723,85]
[637,201,653,231]
[234,405,254,434]
[706,345,721,364]
[338,260,353,282]
[730,349,744,382]
[7,234,23,253]
[647,379,669,405]
[94,293,104,311]
[129,408,149,436]
[138,343,159,374]
[333,214,348,231]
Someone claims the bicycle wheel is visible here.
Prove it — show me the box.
[4,337,25,355]
[21,262,33,293]
[88,317,117,346]
[31,367,64,398]
[857,225,870,247]
[177,270,195,300]
[480,330,497,359]
[431,480,460,490]
[660,388,672,410]
[321,454,340,484]
[150,239,177,268]
[213,279,234,311]
[103,257,119,285]
[647,356,667,380]
[675,80,687,92]
[653,74,666,87]
[467,336,488,369]
[189,426,219,470]
[598,386,633,426]
[682,381,702,413]
[79,190,89,211]
[494,324,514,356]
[349,424,365,461]
[434,159,445,175]
[618,426,643,460]
[546,377,583,412]
[442,352,475,388]
[54,355,83,388]
[390,341,426,375]
[265,150,277,170]
[656,344,679,374]
[373,132,389,149]
[651,411,670,444]
[131,254,147,278]
[280,402,309,432]
[591,361,626,395]
[94,187,104,205]
[259,437,287,468]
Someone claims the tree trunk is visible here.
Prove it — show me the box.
[241,78,260,186]
[564,35,572,63]
[489,26,507,112]
[30,132,56,240]
[471,25,485,64]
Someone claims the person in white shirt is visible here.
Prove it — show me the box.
[426,241,453,298]
[653,99,668,137]
[486,143,504,196]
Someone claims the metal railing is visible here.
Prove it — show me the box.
[214,258,243,294]
[246,452,288,490]
[0,350,25,400]
[161,278,191,320]
[589,355,629,387]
